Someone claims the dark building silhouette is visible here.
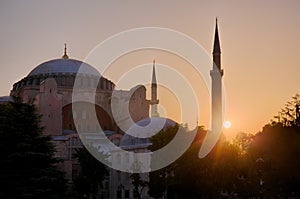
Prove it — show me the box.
[211,18,224,133]
[150,60,159,117]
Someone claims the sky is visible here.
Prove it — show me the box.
[1,0,300,139]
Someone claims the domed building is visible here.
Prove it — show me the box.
[110,117,177,199]
[9,46,150,182]
[4,19,225,198]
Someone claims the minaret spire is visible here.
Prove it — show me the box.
[213,18,221,54]
[213,18,221,71]
[62,43,69,59]
[152,60,157,84]
[151,59,159,117]
[210,18,224,133]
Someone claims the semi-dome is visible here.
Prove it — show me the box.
[28,58,100,77]
[120,117,177,149]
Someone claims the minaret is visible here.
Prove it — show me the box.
[210,18,223,132]
[150,60,159,117]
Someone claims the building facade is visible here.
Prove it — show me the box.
[9,48,150,183]
[4,19,224,198]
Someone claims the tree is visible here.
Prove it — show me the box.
[273,93,300,127]
[149,125,248,198]
[148,125,179,198]
[233,132,253,154]
[248,123,300,197]
[0,99,67,198]
[130,173,148,199]
[247,94,300,197]
[128,159,148,199]
[73,145,108,199]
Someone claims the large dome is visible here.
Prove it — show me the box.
[28,58,100,77]
[11,56,114,93]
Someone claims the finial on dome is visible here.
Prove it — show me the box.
[62,43,69,59]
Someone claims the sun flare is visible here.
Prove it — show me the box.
[224,121,231,129]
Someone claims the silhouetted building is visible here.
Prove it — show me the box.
[211,18,224,133]
[150,60,159,117]
[9,46,150,183]
[4,19,225,198]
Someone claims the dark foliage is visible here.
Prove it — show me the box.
[73,145,108,199]
[148,94,300,198]
[0,99,67,198]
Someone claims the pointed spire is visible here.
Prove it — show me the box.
[213,18,221,54]
[152,59,157,84]
[151,59,159,117]
[62,43,69,59]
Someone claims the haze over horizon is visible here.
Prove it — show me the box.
[1,0,299,138]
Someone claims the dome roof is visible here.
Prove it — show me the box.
[120,117,177,149]
[27,58,100,77]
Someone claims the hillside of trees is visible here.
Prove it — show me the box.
[1,94,299,198]
[147,94,300,198]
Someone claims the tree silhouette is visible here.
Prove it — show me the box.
[247,93,300,197]
[273,93,300,127]
[148,125,179,198]
[146,94,300,198]
[73,145,108,199]
[0,99,67,198]
[248,123,300,197]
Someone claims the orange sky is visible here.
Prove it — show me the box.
[1,0,300,139]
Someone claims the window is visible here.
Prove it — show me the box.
[117,190,121,199]
[112,138,120,146]
[125,190,129,198]
[72,168,79,180]
[117,171,121,181]
[62,76,66,86]
[71,148,77,159]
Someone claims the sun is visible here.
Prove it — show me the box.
[223,121,231,129]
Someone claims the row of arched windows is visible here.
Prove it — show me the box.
[12,74,115,92]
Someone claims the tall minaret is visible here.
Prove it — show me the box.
[210,18,224,132]
[151,60,159,117]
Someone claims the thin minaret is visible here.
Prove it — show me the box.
[210,18,223,132]
[151,60,159,117]
[62,43,69,59]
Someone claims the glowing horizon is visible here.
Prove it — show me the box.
[1,1,300,138]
